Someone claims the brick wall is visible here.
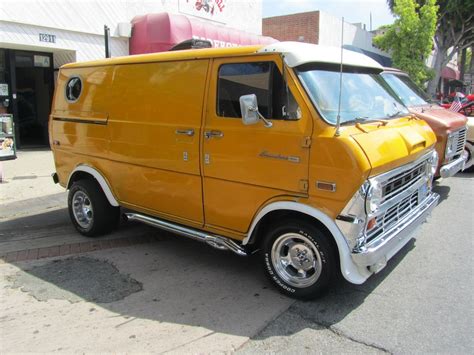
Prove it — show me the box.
[262,11,319,44]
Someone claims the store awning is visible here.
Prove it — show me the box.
[130,12,277,54]
[441,66,460,80]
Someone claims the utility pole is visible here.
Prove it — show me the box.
[104,25,111,58]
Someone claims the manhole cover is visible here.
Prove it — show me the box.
[9,257,143,303]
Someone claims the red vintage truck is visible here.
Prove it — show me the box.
[381,68,469,177]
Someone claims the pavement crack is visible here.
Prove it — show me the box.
[328,325,392,354]
[115,317,137,328]
[290,310,392,354]
[159,330,216,354]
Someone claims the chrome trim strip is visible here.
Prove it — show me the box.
[53,117,107,125]
[125,213,248,257]
[259,151,301,163]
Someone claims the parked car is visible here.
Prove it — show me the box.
[440,93,474,116]
[465,116,474,170]
[50,42,439,299]
[381,68,468,177]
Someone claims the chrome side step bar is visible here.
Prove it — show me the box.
[124,213,248,256]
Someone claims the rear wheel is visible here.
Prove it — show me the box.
[261,220,337,299]
[68,179,120,237]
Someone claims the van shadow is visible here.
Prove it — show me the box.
[7,212,415,340]
[0,208,70,233]
[432,181,451,206]
[278,239,416,333]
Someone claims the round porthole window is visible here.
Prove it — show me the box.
[65,76,82,102]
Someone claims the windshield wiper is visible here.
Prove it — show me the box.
[342,117,389,126]
[340,117,369,126]
[388,110,403,118]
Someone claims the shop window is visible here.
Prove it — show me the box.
[217,62,300,120]
[65,76,82,102]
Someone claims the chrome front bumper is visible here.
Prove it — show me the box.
[351,192,439,273]
[440,152,468,178]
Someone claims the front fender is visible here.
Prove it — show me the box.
[244,201,371,284]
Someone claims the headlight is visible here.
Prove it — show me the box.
[445,134,457,157]
[365,181,383,214]
[426,150,438,183]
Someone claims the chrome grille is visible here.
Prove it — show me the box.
[454,128,467,155]
[381,162,425,202]
[366,191,419,243]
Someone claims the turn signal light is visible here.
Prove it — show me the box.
[367,218,377,231]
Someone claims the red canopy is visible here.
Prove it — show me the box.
[441,66,460,80]
[130,12,277,54]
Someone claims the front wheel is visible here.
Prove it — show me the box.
[261,220,337,299]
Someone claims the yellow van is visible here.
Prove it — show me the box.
[50,42,439,299]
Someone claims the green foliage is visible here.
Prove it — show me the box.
[374,0,438,86]
[466,48,472,73]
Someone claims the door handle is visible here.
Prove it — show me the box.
[175,129,195,137]
[204,130,224,139]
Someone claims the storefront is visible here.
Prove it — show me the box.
[0,49,54,147]
[440,66,463,98]
[0,0,264,148]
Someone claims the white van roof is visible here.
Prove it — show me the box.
[258,42,383,70]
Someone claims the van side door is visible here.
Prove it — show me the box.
[202,56,313,235]
[106,60,209,227]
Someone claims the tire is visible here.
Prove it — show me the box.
[463,141,474,172]
[261,220,337,299]
[68,179,120,237]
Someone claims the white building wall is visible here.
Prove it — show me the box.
[0,0,262,67]
[318,11,387,56]
[0,0,262,36]
[0,21,128,68]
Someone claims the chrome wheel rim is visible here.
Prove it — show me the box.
[271,233,322,288]
[72,190,93,229]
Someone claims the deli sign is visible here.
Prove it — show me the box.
[179,0,228,23]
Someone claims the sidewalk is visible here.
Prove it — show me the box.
[0,149,149,263]
[0,149,65,220]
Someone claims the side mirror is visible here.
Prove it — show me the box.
[239,94,273,128]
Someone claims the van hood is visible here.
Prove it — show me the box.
[350,117,436,176]
[408,105,467,133]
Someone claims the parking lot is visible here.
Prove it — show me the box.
[0,151,473,353]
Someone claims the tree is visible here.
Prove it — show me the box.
[374,0,438,87]
[387,0,474,95]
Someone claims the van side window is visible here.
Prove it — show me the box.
[217,62,300,120]
[65,76,82,102]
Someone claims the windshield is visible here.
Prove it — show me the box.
[296,64,409,125]
[382,73,431,107]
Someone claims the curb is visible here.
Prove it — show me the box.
[0,233,160,264]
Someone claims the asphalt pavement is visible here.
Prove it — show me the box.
[0,150,473,353]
